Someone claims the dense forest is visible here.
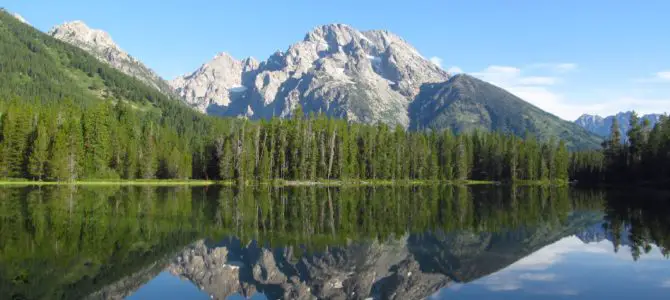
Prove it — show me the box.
[570,112,670,185]
[0,100,570,183]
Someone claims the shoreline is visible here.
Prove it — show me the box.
[0,179,570,187]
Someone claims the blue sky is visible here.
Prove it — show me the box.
[4,0,670,120]
[433,236,670,299]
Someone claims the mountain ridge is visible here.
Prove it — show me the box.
[575,111,665,137]
[14,11,602,148]
[170,23,450,127]
[410,74,602,148]
[48,20,176,97]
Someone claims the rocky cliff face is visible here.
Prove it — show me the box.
[170,24,449,127]
[166,211,600,300]
[48,21,175,96]
[167,236,449,300]
[170,53,259,113]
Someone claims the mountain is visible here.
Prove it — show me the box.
[575,112,664,137]
[167,211,601,300]
[409,74,603,149]
[575,222,631,246]
[13,11,600,148]
[48,20,175,97]
[171,24,450,127]
[0,9,195,111]
[169,24,600,148]
[11,12,29,25]
[170,53,260,113]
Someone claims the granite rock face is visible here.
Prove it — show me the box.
[166,210,599,300]
[170,24,450,127]
[169,53,259,113]
[48,21,175,96]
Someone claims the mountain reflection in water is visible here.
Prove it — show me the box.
[0,186,668,300]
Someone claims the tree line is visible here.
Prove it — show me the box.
[570,112,670,185]
[0,100,571,182]
[2,184,665,300]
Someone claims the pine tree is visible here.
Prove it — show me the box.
[28,121,49,180]
[456,136,468,181]
[139,125,158,179]
[48,118,83,181]
[219,136,234,180]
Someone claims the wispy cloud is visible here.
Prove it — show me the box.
[519,76,559,85]
[519,273,557,281]
[429,56,443,68]
[528,63,578,73]
[479,274,523,291]
[469,62,670,120]
[447,66,463,74]
[470,64,582,120]
[632,70,670,83]
[510,236,608,271]
[656,71,670,81]
[661,279,670,288]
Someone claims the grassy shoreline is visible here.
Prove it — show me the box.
[0,179,570,187]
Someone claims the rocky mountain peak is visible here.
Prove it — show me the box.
[303,23,367,47]
[48,20,174,97]
[170,23,450,126]
[49,20,119,52]
[170,52,256,112]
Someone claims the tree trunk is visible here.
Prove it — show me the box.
[327,128,337,179]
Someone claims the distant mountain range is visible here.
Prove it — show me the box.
[575,112,664,137]
[8,10,602,148]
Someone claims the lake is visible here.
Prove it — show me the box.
[0,185,668,299]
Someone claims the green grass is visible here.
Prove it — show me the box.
[0,179,218,186]
[0,178,566,187]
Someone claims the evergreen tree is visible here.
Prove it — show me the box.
[28,121,49,180]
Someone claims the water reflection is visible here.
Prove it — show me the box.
[0,186,667,299]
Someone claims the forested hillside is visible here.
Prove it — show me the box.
[0,10,572,183]
[410,74,603,149]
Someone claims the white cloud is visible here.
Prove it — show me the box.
[662,279,670,288]
[519,273,557,281]
[479,274,523,291]
[429,56,443,68]
[632,70,670,83]
[528,63,578,73]
[555,63,578,72]
[447,66,463,74]
[656,71,670,81]
[579,97,670,118]
[470,64,582,119]
[458,62,670,120]
[509,236,608,271]
[519,76,559,85]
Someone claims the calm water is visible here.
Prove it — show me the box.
[0,185,668,300]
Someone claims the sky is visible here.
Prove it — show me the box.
[4,0,670,120]
[433,236,670,299]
